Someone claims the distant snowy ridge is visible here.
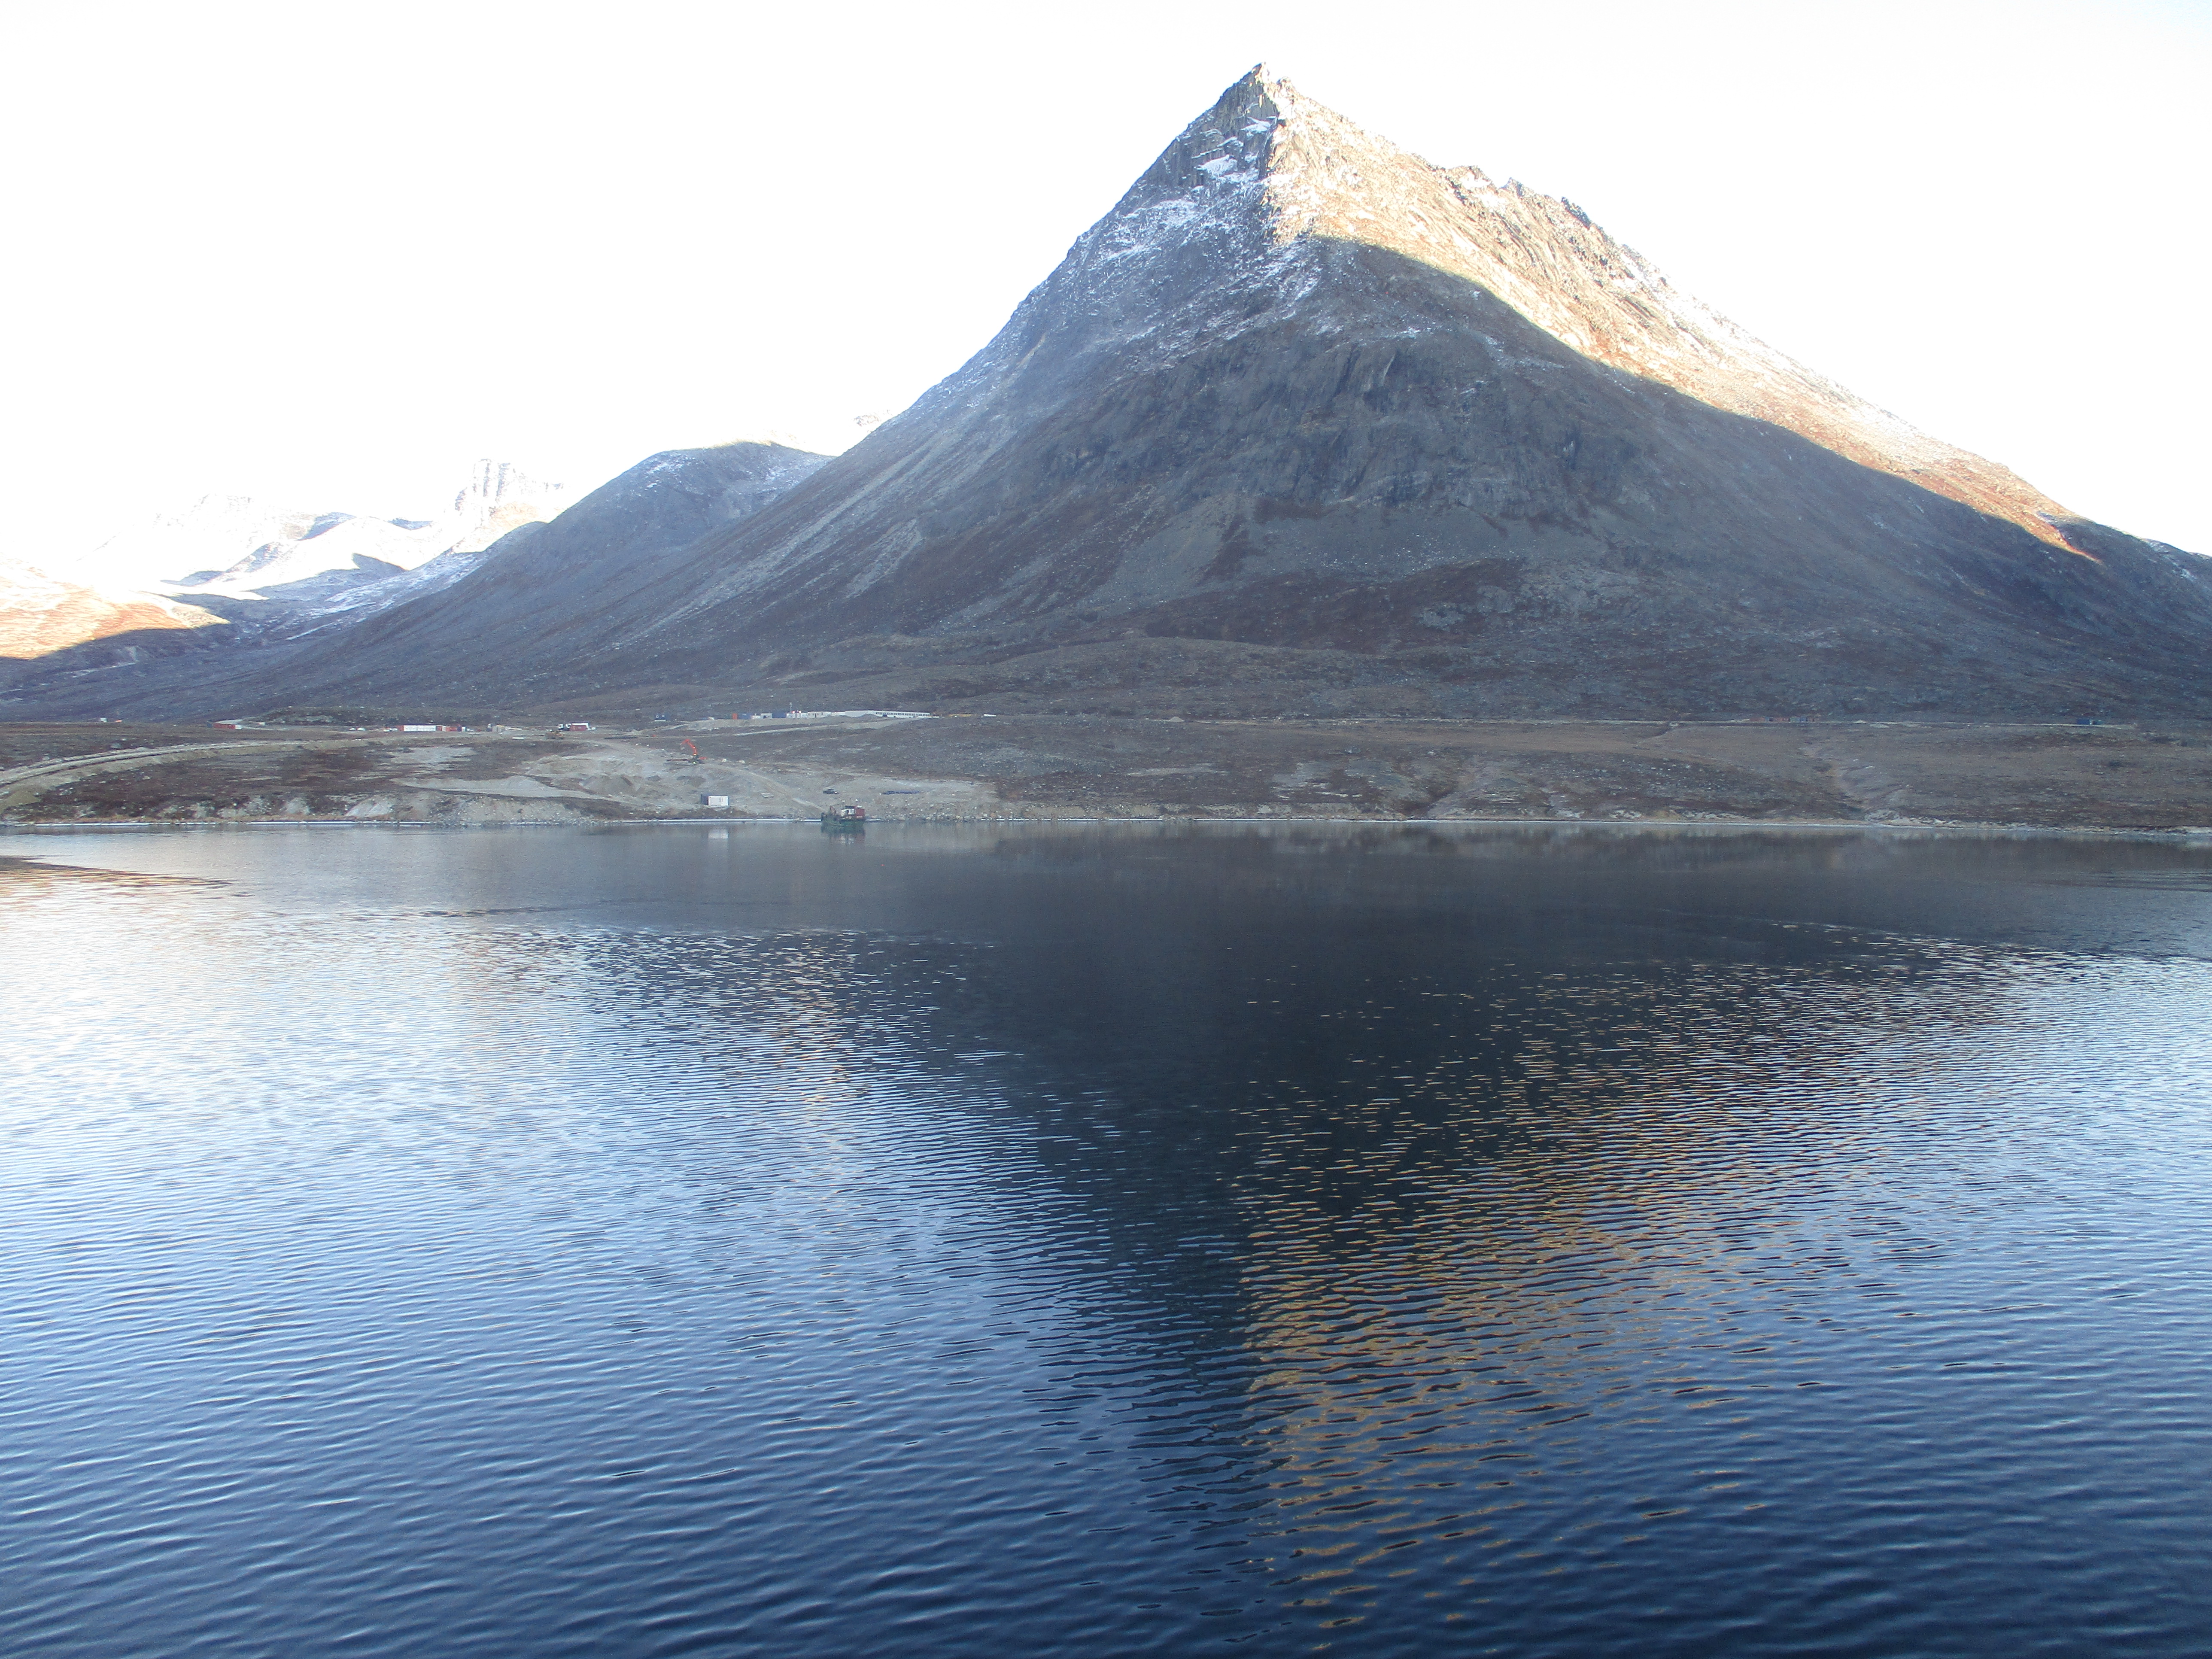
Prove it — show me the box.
[5,461,573,662]
[160,461,571,600]
[50,461,572,599]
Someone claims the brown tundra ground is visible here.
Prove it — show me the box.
[4,714,2210,833]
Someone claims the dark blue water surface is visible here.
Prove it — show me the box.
[4,822,2211,1656]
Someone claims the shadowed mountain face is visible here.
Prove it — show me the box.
[15,69,2210,720]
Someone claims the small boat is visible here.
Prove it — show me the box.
[820,803,866,831]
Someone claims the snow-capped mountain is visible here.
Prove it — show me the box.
[12,68,2208,719]
[257,64,2203,718]
[161,461,570,598]
[53,462,569,599]
[4,463,574,666]
[64,495,329,592]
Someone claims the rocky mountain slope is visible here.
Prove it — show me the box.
[12,68,2209,721]
[658,70,2211,719]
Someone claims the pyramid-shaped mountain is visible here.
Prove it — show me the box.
[44,68,2212,719]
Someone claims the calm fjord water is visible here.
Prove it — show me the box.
[4,823,2210,1657]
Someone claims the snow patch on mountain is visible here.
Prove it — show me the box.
[54,461,572,605]
[5,461,575,661]
[161,461,571,602]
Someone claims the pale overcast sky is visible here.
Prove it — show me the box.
[4,0,2206,569]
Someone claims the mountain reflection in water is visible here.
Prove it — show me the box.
[3,823,2209,1657]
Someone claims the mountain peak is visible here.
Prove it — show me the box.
[22,70,2205,725]
[1100,67,2085,549]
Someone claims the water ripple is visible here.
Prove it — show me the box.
[3,825,2210,1655]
